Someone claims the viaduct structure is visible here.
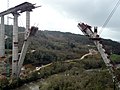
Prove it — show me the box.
[0,2,39,78]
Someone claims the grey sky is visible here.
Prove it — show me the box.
[42,0,120,27]
[41,0,120,41]
[0,0,120,41]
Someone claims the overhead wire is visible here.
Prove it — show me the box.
[99,0,120,35]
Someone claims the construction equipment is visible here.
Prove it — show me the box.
[77,22,120,89]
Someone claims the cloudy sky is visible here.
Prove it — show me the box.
[0,0,120,41]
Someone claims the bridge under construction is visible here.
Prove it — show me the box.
[0,2,39,78]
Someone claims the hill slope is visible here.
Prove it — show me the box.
[5,25,120,65]
[3,25,120,90]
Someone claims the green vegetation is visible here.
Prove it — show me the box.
[39,72,113,90]
[23,30,120,65]
[111,54,120,60]
[1,56,120,89]
[3,25,120,89]
[37,59,114,90]
[5,25,120,66]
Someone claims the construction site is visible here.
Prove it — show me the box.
[0,2,39,78]
[0,0,120,90]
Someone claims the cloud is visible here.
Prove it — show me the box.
[101,28,120,41]
[0,0,119,41]
[41,0,120,27]
[41,0,120,41]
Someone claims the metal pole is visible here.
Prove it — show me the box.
[0,16,5,58]
[12,13,18,77]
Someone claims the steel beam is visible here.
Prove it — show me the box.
[12,14,18,77]
[0,16,5,57]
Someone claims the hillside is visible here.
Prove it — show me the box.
[12,58,118,90]
[5,25,120,65]
[26,30,120,65]
[3,25,120,90]
[38,60,114,90]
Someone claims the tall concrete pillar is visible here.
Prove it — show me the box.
[0,16,5,57]
[17,11,30,77]
[12,14,18,77]
[25,11,30,39]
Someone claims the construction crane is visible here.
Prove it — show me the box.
[77,23,120,90]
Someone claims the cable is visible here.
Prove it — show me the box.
[99,0,120,35]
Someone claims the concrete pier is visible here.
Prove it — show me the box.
[12,14,19,77]
[25,11,30,39]
[0,16,5,57]
[0,2,38,78]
